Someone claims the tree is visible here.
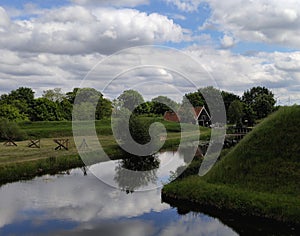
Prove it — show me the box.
[185,86,225,120]
[0,104,28,122]
[96,97,112,119]
[117,90,144,111]
[242,86,275,120]
[185,90,205,108]
[70,88,112,120]
[242,104,256,126]
[9,87,35,104]
[30,98,63,121]
[59,98,73,120]
[221,91,241,115]
[134,101,153,115]
[228,100,244,126]
[151,96,179,115]
[66,88,80,104]
[73,88,103,104]
[73,102,95,120]
[1,87,35,118]
[42,88,65,102]
[113,106,162,156]
[254,94,276,119]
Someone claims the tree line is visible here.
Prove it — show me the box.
[0,86,276,126]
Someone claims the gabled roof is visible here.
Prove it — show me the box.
[163,111,180,122]
[194,106,204,118]
[194,106,211,120]
[163,106,211,122]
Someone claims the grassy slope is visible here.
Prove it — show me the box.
[163,106,300,223]
[204,105,300,196]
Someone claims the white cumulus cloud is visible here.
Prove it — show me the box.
[201,0,300,49]
[0,6,187,55]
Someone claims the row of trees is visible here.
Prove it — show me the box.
[0,86,276,125]
[184,86,276,126]
[0,87,112,122]
[117,86,276,126]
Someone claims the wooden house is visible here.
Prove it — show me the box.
[163,106,211,127]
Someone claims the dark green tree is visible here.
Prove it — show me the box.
[0,104,28,122]
[185,86,226,121]
[73,88,102,104]
[151,96,179,115]
[71,88,112,120]
[58,98,73,120]
[9,87,35,106]
[134,101,153,115]
[66,88,80,104]
[254,94,276,119]
[228,100,244,126]
[185,90,205,108]
[242,86,275,120]
[30,98,62,121]
[96,97,112,119]
[221,90,241,115]
[242,104,256,126]
[1,87,35,118]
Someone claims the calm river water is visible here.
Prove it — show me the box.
[0,151,298,235]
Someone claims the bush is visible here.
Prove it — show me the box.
[113,110,162,155]
[0,118,27,141]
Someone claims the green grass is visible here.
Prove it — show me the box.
[163,106,300,224]
[204,105,300,196]
[18,118,210,138]
[162,176,300,224]
[0,116,211,185]
[2,117,211,164]
[0,155,85,185]
[19,119,114,138]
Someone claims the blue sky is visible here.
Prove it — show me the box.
[0,0,299,104]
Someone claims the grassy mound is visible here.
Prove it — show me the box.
[204,105,300,196]
[162,106,300,224]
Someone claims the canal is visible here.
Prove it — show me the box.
[0,151,297,235]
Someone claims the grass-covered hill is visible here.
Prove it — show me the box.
[204,105,300,196]
[162,106,300,224]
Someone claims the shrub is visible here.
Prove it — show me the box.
[0,118,27,141]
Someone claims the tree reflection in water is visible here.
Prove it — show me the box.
[114,155,160,194]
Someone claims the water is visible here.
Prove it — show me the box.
[0,152,298,235]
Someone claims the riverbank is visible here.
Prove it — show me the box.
[162,176,300,224]
[162,106,300,225]
[0,117,211,186]
[161,188,300,235]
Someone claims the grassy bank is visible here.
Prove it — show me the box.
[162,176,300,224]
[0,155,84,185]
[1,117,211,164]
[0,117,211,185]
[162,106,300,224]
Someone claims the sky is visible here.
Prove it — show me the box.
[0,0,299,105]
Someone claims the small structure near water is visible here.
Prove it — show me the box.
[164,106,211,127]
